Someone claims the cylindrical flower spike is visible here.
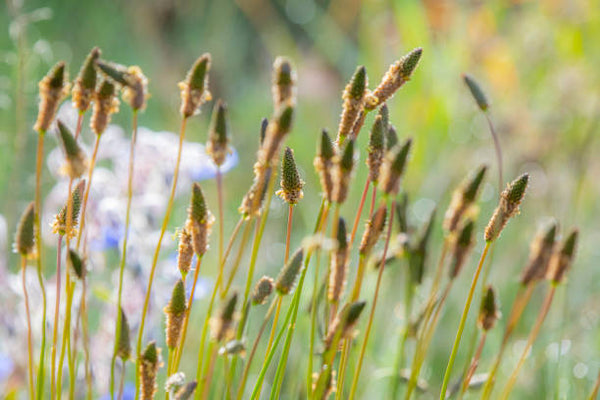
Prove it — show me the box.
[51,180,85,238]
[366,47,422,110]
[116,307,131,360]
[175,381,198,399]
[186,183,214,256]
[176,227,194,278]
[444,165,487,234]
[57,119,88,178]
[90,79,120,136]
[67,249,86,280]
[379,138,412,195]
[206,100,231,167]
[463,73,490,112]
[484,173,529,242]
[386,124,398,150]
[337,65,367,143]
[164,279,187,349]
[449,219,475,279]
[15,202,35,256]
[251,276,274,305]
[277,147,304,205]
[238,164,272,218]
[72,47,101,113]
[520,221,557,285]
[546,229,578,284]
[210,292,238,342]
[96,60,148,110]
[179,53,212,118]
[314,129,336,203]
[323,301,367,350]
[359,204,387,256]
[272,56,297,110]
[139,341,161,400]
[275,248,304,295]
[477,285,499,331]
[328,217,349,303]
[34,61,70,133]
[259,104,295,165]
[333,139,355,204]
[366,114,386,183]
[409,208,436,285]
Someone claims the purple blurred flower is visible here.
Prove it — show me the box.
[100,382,135,400]
[0,353,13,383]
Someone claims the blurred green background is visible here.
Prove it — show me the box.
[1,0,599,398]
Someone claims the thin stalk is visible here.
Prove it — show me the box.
[348,199,395,400]
[484,113,503,193]
[349,255,367,303]
[500,286,556,399]
[218,218,246,297]
[201,344,218,400]
[439,241,492,400]
[167,349,175,381]
[118,361,126,400]
[22,257,35,400]
[173,256,203,370]
[216,167,225,290]
[51,234,63,400]
[264,296,283,363]
[327,204,341,326]
[368,182,377,217]
[461,332,487,394]
[76,134,101,251]
[350,180,370,246]
[74,112,84,140]
[285,205,293,263]
[113,111,139,398]
[81,280,92,400]
[222,221,255,297]
[588,369,600,400]
[336,339,351,399]
[56,280,75,399]
[135,115,187,398]
[35,252,48,400]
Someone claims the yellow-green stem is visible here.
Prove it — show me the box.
[76,134,101,251]
[349,180,371,246]
[56,280,75,399]
[22,257,35,400]
[50,234,63,400]
[588,369,600,400]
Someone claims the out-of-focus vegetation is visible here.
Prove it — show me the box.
[0,0,599,398]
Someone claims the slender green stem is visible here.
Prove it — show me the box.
[349,199,395,400]
[114,111,139,398]
[56,280,75,399]
[201,344,218,400]
[484,112,503,193]
[118,361,126,400]
[76,134,101,251]
[588,369,600,400]
[350,179,370,246]
[51,235,63,400]
[35,251,48,400]
[216,167,225,286]
[391,265,415,399]
[439,241,491,400]
[307,232,325,395]
[22,257,35,400]
[81,280,92,400]
[461,332,487,394]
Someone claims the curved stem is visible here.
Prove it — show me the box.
[484,113,503,193]
[114,111,139,398]
[349,199,395,400]
[589,369,600,400]
[118,361,126,400]
[22,257,35,400]
[439,242,491,400]
[285,205,293,263]
[350,180,370,247]
[56,280,74,398]
[51,235,63,400]
[35,251,48,400]
[307,235,325,395]
[461,332,487,394]
[76,134,101,251]
[74,112,84,140]
[216,167,224,284]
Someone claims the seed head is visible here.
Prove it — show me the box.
[275,248,304,295]
[176,228,194,278]
[272,56,297,110]
[314,129,336,202]
[359,205,388,256]
[116,307,131,360]
[206,100,230,167]
[139,341,161,400]
[379,138,412,195]
[238,164,271,218]
[174,382,197,400]
[210,292,238,342]
[477,285,499,331]
[386,124,398,150]
[277,147,304,205]
[444,165,487,233]
[179,53,212,117]
[218,340,246,357]
[165,279,187,349]
[67,249,86,280]
[449,219,475,279]
[324,301,366,351]
[366,48,422,110]
[409,208,436,285]
[328,218,349,303]
[34,61,70,133]
[72,47,101,112]
[333,139,355,204]
[15,202,35,257]
[90,79,120,136]
[96,61,148,110]
[546,229,578,284]
[259,105,295,166]
[520,221,557,286]
[52,180,85,238]
[367,114,386,183]
[484,173,529,242]
[463,74,489,112]
[337,66,368,143]
[57,119,88,178]
[251,276,274,305]
[187,183,214,256]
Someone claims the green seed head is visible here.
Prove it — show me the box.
[369,115,385,151]
[339,139,355,172]
[318,129,335,160]
[251,276,274,305]
[141,341,158,364]
[275,248,304,295]
[463,165,488,203]
[344,300,366,328]
[48,61,67,89]
[96,60,129,86]
[15,202,35,256]
[477,285,499,331]
[336,217,348,251]
[221,292,238,323]
[506,173,529,205]
[348,66,367,100]
[79,47,101,90]
[67,249,85,280]
[386,125,398,150]
[391,138,412,174]
[167,279,187,315]
[278,147,304,205]
[117,307,131,360]
[259,117,268,145]
[189,183,208,225]
[400,47,423,78]
[188,53,211,92]
[276,105,294,133]
[463,73,489,112]
[378,103,389,131]
[57,119,83,159]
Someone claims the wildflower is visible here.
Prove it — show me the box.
[272,56,297,110]
[206,100,231,167]
[276,147,304,205]
[51,180,85,238]
[337,66,367,143]
[185,183,214,256]
[328,218,349,303]
[520,222,557,286]
[379,138,412,195]
[164,279,187,349]
[251,276,274,305]
[477,286,499,331]
[116,307,131,360]
[484,173,529,242]
[34,61,70,133]
[275,248,304,295]
[323,301,367,351]
[386,124,398,150]
[359,205,387,256]
[174,382,197,400]
[210,292,237,342]
[259,104,295,166]
[72,47,101,113]
[90,79,120,136]
[14,202,35,256]
[366,113,386,183]
[333,139,355,204]
[408,208,436,285]
[238,165,271,218]
[443,165,487,234]
[139,341,161,400]
[96,61,148,110]
[179,53,211,118]
[176,227,194,278]
[314,129,336,203]
[546,229,578,284]
[57,119,88,178]
[463,74,489,112]
[67,249,86,280]
[449,219,475,279]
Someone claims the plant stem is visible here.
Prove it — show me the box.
[81,279,92,400]
[589,369,600,400]
[22,257,35,400]
[35,251,48,400]
[461,331,487,394]
[76,134,101,251]
[114,110,139,399]
[439,241,491,400]
[349,198,395,400]
[216,167,225,286]
[500,286,556,399]
[118,361,126,400]
[51,235,63,400]
[350,180,370,246]
[201,344,218,400]
[56,280,75,399]
[74,112,84,140]
[484,113,503,192]
[285,205,293,263]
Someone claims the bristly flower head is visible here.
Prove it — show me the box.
[386,124,398,150]
[238,163,271,219]
[484,173,529,242]
[91,78,120,136]
[259,104,295,166]
[164,279,187,349]
[520,221,557,286]
[366,48,422,110]
[206,100,231,167]
[333,139,355,204]
[379,138,412,195]
[366,114,386,183]
[139,341,161,400]
[314,129,336,203]
[359,204,388,256]
[186,183,214,256]
[277,147,304,205]
[444,165,487,234]
[449,219,475,279]
[272,56,297,110]
[96,60,148,110]
[116,307,131,360]
[251,276,274,305]
[15,202,35,257]
[546,229,578,284]
[34,61,70,133]
[275,248,304,295]
[51,180,85,238]
[176,227,194,278]
[57,119,88,178]
[210,292,238,342]
[67,249,86,280]
[463,73,489,112]
[477,285,499,331]
[72,47,101,112]
[328,217,349,303]
[408,208,436,286]
[323,300,367,351]
[337,66,368,144]
[179,53,212,117]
